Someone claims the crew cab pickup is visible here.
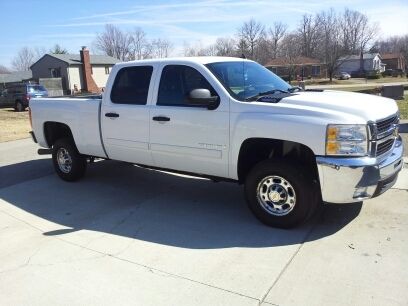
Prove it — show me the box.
[29,57,404,228]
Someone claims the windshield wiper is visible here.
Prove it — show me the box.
[245,89,289,101]
[287,86,303,93]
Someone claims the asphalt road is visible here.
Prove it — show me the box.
[0,139,407,306]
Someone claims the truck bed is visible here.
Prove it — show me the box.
[30,97,107,158]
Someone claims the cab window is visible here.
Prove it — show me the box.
[111,66,153,105]
[157,65,217,106]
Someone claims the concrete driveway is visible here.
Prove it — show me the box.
[1,139,407,306]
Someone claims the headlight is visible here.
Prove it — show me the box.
[326,124,368,156]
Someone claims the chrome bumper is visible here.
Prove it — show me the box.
[316,137,404,203]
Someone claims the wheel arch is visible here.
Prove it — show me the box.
[43,121,75,148]
[237,137,319,184]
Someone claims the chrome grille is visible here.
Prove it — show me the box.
[375,115,399,138]
[376,116,398,134]
[376,138,394,156]
[369,113,399,157]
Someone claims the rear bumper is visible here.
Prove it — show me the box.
[316,137,404,203]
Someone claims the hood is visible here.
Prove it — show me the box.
[277,90,398,123]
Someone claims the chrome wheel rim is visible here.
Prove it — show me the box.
[256,175,296,216]
[57,148,72,173]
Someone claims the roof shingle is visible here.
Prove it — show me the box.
[47,53,120,65]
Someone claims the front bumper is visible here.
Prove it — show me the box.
[316,137,404,203]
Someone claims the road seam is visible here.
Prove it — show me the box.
[257,215,321,306]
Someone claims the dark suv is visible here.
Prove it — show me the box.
[0,84,48,111]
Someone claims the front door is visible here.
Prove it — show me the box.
[149,64,229,178]
[101,64,156,165]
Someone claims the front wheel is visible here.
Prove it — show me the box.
[244,159,318,228]
[52,138,87,181]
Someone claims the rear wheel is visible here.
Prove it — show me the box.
[14,100,24,112]
[245,159,318,228]
[52,138,87,181]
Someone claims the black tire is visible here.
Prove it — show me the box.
[244,159,318,228]
[15,100,24,112]
[52,138,87,182]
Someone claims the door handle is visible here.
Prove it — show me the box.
[152,116,170,122]
[105,112,119,118]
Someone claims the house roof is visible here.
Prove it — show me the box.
[338,53,381,61]
[381,53,404,60]
[0,70,33,84]
[48,53,120,65]
[265,56,322,67]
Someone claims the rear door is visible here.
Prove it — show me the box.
[149,64,230,177]
[101,64,156,165]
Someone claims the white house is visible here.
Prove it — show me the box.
[30,47,119,94]
[336,53,386,75]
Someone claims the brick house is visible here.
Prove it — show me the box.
[265,56,327,80]
[381,53,406,71]
[30,47,119,94]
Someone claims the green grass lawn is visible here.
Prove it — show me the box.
[397,95,408,120]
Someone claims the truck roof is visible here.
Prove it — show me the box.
[114,56,252,67]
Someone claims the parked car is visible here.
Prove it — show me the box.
[336,72,351,80]
[29,57,403,228]
[0,84,48,111]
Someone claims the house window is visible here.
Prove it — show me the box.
[50,68,61,78]
[270,67,278,74]
[311,65,321,76]
[105,66,110,74]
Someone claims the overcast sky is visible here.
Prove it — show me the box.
[1,0,407,67]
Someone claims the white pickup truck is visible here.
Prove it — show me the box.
[29,57,404,228]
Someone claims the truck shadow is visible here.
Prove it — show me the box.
[0,159,363,249]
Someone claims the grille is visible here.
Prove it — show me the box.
[376,115,398,136]
[376,138,394,156]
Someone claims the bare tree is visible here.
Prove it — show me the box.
[341,9,379,54]
[129,27,151,60]
[316,9,345,81]
[95,24,131,61]
[268,22,288,58]
[214,37,236,56]
[50,44,68,54]
[11,47,36,71]
[297,14,321,58]
[371,34,408,62]
[280,34,302,82]
[184,41,218,57]
[237,19,265,59]
[0,65,10,74]
[151,38,173,58]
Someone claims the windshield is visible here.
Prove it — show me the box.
[28,85,47,93]
[206,61,290,101]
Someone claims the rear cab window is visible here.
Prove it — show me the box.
[110,66,153,105]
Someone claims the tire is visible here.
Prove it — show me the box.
[15,100,24,112]
[244,159,318,228]
[52,138,87,181]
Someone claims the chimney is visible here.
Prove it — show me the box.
[79,46,99,93]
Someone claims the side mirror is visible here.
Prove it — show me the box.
[187,89,219,110]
